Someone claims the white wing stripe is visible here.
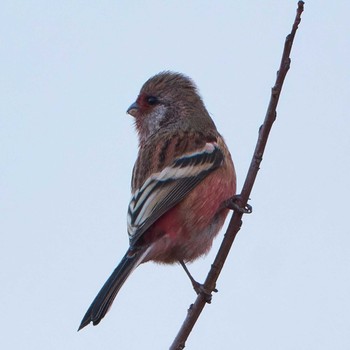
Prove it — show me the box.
[127,142,223,239]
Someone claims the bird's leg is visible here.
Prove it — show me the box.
[179,260,199,291]
[225,195,252,214]
[178,260,217,303]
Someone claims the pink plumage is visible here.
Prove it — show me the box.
[79,72,236,330]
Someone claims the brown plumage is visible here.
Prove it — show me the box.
[79,71,236,330]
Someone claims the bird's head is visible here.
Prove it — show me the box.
[127,71,216,143]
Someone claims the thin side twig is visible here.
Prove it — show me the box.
[170,2,305,349]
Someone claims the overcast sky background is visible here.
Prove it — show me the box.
[1,1,349,349]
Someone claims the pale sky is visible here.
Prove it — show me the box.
[1,1,350,349]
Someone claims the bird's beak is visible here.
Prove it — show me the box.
[127,102,139,117]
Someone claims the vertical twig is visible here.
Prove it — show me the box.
[170,2,305,349]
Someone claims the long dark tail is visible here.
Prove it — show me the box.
[78,247,148,331]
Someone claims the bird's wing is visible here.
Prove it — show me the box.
[127,142,224,246]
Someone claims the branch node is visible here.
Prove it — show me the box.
[272,86,279,97]
[254,153,263,167]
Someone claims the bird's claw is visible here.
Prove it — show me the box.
[226,195,252,214]
[192,281,217,303]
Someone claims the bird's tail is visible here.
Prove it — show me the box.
[78,247,149,331]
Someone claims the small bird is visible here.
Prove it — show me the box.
[78,72,236,330]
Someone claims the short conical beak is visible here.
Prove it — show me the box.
[127,102,139,117]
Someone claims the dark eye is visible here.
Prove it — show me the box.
[146,96,159,105]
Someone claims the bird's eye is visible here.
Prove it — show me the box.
[146,96,159,105]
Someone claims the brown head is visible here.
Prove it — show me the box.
[127,72,217,143]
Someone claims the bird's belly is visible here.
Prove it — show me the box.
[143,168,235,263]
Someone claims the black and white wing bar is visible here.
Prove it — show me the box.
[127,142,224,246]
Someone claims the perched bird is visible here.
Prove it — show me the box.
[78,72,236,330]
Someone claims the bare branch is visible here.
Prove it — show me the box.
[170,2,305,349]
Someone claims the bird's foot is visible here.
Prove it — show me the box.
[192,281,218,304]
[178,260,217,303]
[226,195,252,214]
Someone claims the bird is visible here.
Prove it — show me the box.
[78,71,236,330]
